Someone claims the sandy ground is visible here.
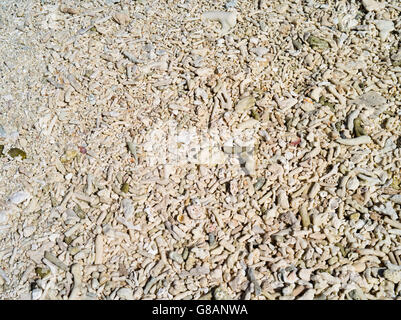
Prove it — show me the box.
[1,0,401,300]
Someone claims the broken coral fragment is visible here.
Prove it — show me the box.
[202,11,237,35]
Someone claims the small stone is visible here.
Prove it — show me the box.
[192,247,209,260]
[280,211,298,226]
[169,251,184,264]
[307,36,329,51]
[0,125,6,138]
[361,0,385,12]
[23,226,36,238]
[353,118,366,137]
[328,198,340,210]
[97,189,111,200]
[243,154,256,176]
[0,211,9,224]
[348,288,366,300]
[213,286,229,300]
[60,5,80,14]
[235,96,256,113]
[391,50,401,66]
[298,269,312,282]
[8,191,30,204]
[304,53,314,68]
[74,205,86,219]
[276,97,298,109]
[309,87,322,102]
[202,11,237,35]
[328,256,338,265]
[185,254,196,271]
[208,233,216,246]
[374,20,394,41]
[277,190,289,209]
[95,235,104,265]
[353,91,386,108]
[121,183,129,193]
[91,278,100,290]
[254,177,265,191]
[350,213,360,221]
[8,148,26,159]
[229,179,238,195]
[186,205,206,220]
[390,195,401,204]
[117,287,134,300]
[60,150,78,163]
[308,183,320,199]
[293,39,303,50]
[31,288,42,300]
[297,289,315,300]
[383,269,401,283]
[121,199,134,219]
[113,12,130,25]
[352,262,366,273]
[250,47,269,57]
[268,163,284,176]
[347,176,360,191]
[299,202,310,228]
[35,267,50,279]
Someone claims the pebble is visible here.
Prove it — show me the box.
[374,20,394,41]
[383,269,401,284]
[117,287,134,300]
[235,96,256,113]
[352,262,366,273]
[337,136,372,146]
[213,286,230,300]
[8,191,30,205]
[121,199,134,219]
[277,190,290,209]
[309,87,322,102]
[70,264,83,299]
[60,6,80,14]
[276,97,298,109]
[308,183,320,199]
[353,91,386,108]
[297,289,315,300]
[300,100,315,112]
[307,36,329,51]
[23,226,36,238]
[254,177,266,191]
[31,288,42,300]
[95,234,104,265]
[390,195,401,204]
[361,0,385,12]
[113,12,131,25]
[347,176,360,191]
[0,211,9,224]
[44,251,68,271]
[186,205,206,220]
[299,202,310,228]
[202,11,237,35]
[169,251,184,264]
[298,269,312,282]
[0,125,6,138]
[348,288,366,300]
